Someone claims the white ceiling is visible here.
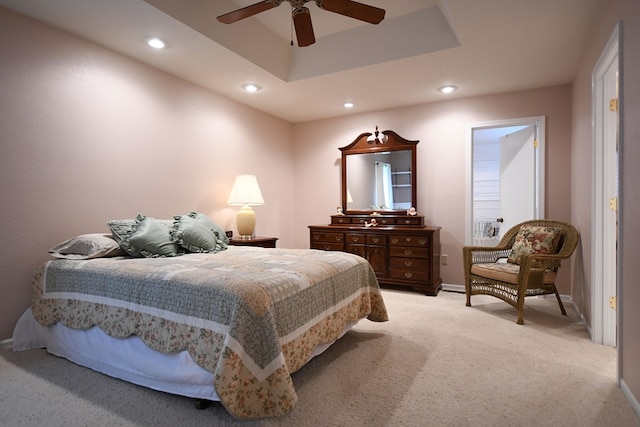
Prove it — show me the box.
[0,0,604,123]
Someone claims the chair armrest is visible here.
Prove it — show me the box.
[462,246,512,264]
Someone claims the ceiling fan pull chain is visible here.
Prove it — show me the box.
[290,8,294,46]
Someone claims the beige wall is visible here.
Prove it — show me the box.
[0,7,295,339]
[570,0,640,414]
[293,85,573,288]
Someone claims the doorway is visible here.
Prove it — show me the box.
[466,116,546,246]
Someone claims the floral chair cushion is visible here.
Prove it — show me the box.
[507,224,561,264]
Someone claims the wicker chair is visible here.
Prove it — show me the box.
[463,219,579,325]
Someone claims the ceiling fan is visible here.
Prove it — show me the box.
[217,0,386,47]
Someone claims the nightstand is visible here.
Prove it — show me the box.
[228,236,278,248]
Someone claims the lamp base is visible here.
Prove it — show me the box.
[236,205,256,239]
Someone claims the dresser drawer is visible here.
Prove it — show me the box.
[367,234,387,245]
[311,231,344,243]
[374,217,395,226]
[311,242,345,251]
[331,216,351,225]
[345,244,366,257]
[389,257,426,270]
[388,268,430,282]
[389,246,429,258]
[389,235,430,247]
[345,233,366,244]
[396,217,423,226]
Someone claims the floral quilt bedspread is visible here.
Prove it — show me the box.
[30,246,388,419]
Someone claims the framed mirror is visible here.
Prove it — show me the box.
[340,129,419,213]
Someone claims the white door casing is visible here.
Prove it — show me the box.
[592,24,619,347]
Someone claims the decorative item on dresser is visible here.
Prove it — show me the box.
[229,236,278,248]
[309,128,442,296]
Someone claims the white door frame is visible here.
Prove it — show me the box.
[591,23,619,347]
[466,116,546,245]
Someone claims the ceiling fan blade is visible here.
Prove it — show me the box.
[217,1,280,24]
[316,0,385,24]
[293,7,316,47]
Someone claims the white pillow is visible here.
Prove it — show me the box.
[49,233,125,259]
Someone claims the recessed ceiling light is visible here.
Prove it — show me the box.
[242,84,261,93]
[146,37,167,49]
[437,85,458,94]
[343,102,355,109]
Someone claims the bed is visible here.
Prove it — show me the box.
[12,234,388,419]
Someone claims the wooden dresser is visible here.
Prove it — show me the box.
[309,214,442,296]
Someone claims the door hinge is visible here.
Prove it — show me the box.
[609,98,618,112]
[533,139,539,148]
[609,197,618,211]
[609,296,617,310]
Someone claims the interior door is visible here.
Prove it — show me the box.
[498,126,536,239]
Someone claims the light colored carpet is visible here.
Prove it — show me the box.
[1,289,638,427]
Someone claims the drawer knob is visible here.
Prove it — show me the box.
[419,239,427,246]
[404,260,413,267]
[404,220,411,224]
[391,238,399,244]
[404,249,413,255]
[405,237,412,242]
[404,272,413,278]
[352,236,359,242]
[336,236,342,241]
[372,237,380,243]
[313,235,319,240]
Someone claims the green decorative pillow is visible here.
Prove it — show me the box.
[189,212,229,246]
[49,233,125,259]
[172,212,228,253]
[507,225,561,264]
[108,215,179,257]
[172,215,218,253]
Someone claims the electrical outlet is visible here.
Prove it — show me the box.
[441,254,448,265]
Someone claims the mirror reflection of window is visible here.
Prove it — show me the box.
[374,161,394,209]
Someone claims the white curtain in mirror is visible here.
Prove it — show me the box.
[374,161,394,210]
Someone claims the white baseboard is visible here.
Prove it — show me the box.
[441,283,464,293]
[0,338,13,349]
[621,379,640,419]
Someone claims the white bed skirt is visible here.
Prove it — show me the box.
[13,308,352,401]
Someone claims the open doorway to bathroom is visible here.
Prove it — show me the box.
[466,116,545,246]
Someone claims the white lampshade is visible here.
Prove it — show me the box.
[227,175,264,206]
[227,175,264,239]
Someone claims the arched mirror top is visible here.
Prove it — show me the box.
[340,129,419,214]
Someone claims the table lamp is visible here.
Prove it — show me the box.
[227,174,264,239]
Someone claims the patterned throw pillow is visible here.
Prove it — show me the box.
[507,225,561,264]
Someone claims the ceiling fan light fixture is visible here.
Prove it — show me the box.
[438,85,458,94]
[145,37,167,49]
[242,83,261,93]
